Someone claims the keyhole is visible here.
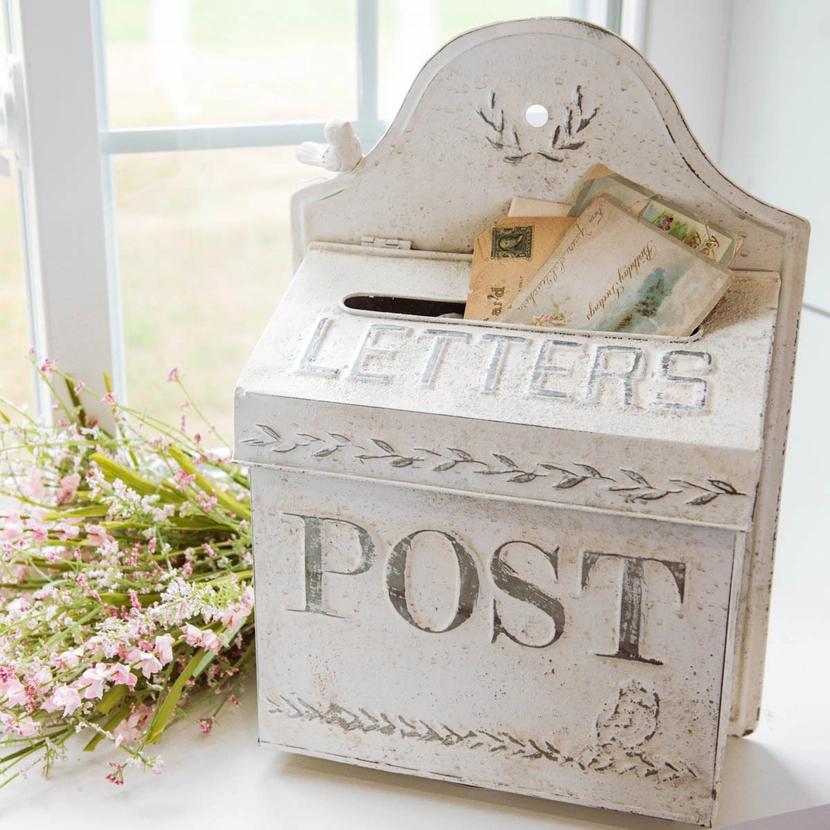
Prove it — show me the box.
[525,104,549,128]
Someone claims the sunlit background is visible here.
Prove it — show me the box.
[2,1,828,440]
[1,0,567,437]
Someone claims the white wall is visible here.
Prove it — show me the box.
[637,0,733,162]
[719,0,830,311]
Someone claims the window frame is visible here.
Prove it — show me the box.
[6,0,617,415]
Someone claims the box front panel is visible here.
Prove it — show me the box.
[252,467,738,824]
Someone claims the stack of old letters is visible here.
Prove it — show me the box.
[465,166,741,337]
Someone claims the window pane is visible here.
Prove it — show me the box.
[113,147,324,439]
[0,0,33,409]
[378,0,570,120]
[0,168,31,409]
[102,0,357,127]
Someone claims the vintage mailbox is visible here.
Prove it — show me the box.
[234,19,808,826]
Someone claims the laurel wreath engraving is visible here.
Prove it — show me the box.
[267,682,696,783]
[243,424,744,508]
[477,85,599,165]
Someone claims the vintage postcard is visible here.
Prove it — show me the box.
[569,169,654,217]
[464,215,575,321]
[641,196,738,263]
[502,195,732,337]
[571,170,738,265]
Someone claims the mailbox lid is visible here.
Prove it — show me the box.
[235,244,778,530]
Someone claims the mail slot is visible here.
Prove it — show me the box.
[234,18,809,827]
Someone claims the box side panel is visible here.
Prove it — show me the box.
[251,468,738,824]
[729,237,807,735]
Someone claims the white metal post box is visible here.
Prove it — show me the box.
[234,18,809,827]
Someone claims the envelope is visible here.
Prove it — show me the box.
[508,196,571,217]
[464,215,575,321]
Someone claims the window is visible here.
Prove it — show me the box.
[2,0,619,436]
[0,9,30,408]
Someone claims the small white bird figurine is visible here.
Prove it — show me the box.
[296,119,364,172]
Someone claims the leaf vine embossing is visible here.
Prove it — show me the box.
[479,85,599,165]
[244,424,746,510]
[266,682,697,783]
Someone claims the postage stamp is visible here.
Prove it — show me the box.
[491,225,533,258]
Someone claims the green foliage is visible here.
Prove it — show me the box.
[0,360,253,787]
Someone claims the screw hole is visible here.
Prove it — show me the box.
[525,104,549,128]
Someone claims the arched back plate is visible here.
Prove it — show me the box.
[292,18,806,275]
[290,18,809,738]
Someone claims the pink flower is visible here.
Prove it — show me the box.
[56,520,80,541]
[174,470,196,488]
[126,649,162,679]
[101,392,117,406]
[154,634,174,666]
[197,494,218,512]
[183,624,203,648]
[85,524,109,547]
[1,513,24,542]
[17,718,39,737]
[182,624,221,653]
[39,357,55,374]
[198,717,214,735]
[3,678,27,707]
[221,605,249,630]
[200,630,221,653]
[105,761,125,786]
[27,510,47,542]
[113,704,152,747]
[24,469,46,501]
[108,663,137,690]
[221,587,255,629]
[241,586,254,610]
[56,647,83,669]
[56,472,80,505]
[78,663,109,700]
[167,368,179,382]
[49,685,82,717]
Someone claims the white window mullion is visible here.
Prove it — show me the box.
[567,0,612,27]
[355,0,384,148]
[102,122,328,155]
[11,0,119,420]
[90,0,125,403]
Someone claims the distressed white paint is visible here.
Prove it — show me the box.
[237,244,778,530]
[237,18,809,826]
[248,468,743,825]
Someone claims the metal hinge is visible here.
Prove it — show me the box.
[361,235,413,250]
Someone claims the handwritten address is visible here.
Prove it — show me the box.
[587,241,656,321]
